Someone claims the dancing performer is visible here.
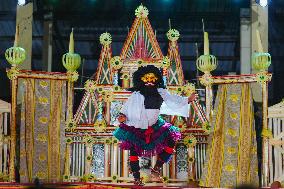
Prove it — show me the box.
[113,65,196,185]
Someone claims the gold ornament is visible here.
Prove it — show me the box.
[84,80,97,93]
[66,137,73,145]
[6,67,20,80]
[86,155,93,162]
[67,71,79,82]
[111,174,118,182]
[135,5,149,18]
[113,85,121,92]
[199,73,213,86]
[183,83,196,96]
[121,73,130,80]
[256,72,272,84]
[102,91,114,102]
[183,135,197,148]
[160,56,171,68]
[83,135,95,146]
[63,174,70,181]
[99,32,112,46]
[167,29,180,42]
[81,174,96,182]
[94,120,107,132]
[110,56,123,70]
[229,94,239,103]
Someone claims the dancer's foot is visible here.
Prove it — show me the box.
[134,178,145,186]
[150,167,164,182]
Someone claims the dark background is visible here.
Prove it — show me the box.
[0,0,283,105]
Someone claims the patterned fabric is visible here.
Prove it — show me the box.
[18,78,67,182]
[113,117,181,157]
[199,83,258,188]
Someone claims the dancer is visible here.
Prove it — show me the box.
[113,65,196,185]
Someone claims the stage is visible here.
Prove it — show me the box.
[0,182,200,189]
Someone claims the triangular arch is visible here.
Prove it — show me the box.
[120,16,163,62]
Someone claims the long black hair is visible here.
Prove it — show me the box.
[130,65,165,91]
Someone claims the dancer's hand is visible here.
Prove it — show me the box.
[117,114,127,123]
[188,93,198,103]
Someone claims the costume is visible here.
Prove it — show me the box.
[113,65,191,185]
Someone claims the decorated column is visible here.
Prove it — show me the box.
[62,28,81,180]
[196,31,218,120]
[5,25,26,181]
[252,30,272,186]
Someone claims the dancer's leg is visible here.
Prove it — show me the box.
[152,139,176,177]
[129,148,144,185]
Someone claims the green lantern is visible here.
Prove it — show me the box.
[62,28,81,81]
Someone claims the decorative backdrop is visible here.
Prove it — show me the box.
[200,83,258,188]
[17,78,67,182]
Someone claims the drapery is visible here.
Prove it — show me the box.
[17,78,67,182]
[200,83,258,188]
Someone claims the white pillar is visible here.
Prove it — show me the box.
[251,0,268,102]
[240,8,251,74]
[16,2,33,70]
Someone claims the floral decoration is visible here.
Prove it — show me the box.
[225,164,235,172]
[121,73,130,80]
[84,80,97,93]
[83,135,95,146]
[113,85,121,92]
[102,90,114,102]
[160,56,171,69]
[81,174,96,182]
[135,5,149,18]
[110,56,123,70]
[162,176,169,183]
[99,32,112,46]
[229,94,239,103]
[86,155,93,162]
[183,135,197,148]
[183,83,196,96]
[67,71,79,82]
[111,174,118,182]
[66,137,73,145]
[63,174,70,181]
[256,72,272,84]
[166,29,180,42]
[199,73,213,86]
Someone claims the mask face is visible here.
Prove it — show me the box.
[140,73,158,86]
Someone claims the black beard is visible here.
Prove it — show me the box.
[139,84,163,109]
[139,85,159,97]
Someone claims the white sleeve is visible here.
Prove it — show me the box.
[158,88,190,117]
[120,92,149,129]
[120,92,143,121]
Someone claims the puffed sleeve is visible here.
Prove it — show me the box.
[158,88,190,117]
[120,92,149,129]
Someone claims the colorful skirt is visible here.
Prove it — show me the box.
[113,117,181,157]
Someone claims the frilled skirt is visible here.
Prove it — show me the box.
[113,117,181,157]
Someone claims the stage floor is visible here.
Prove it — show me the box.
[0,182,199,189]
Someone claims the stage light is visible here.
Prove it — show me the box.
[18,0,26,6]
[256,0,269,7]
